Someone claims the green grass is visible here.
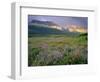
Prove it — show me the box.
[28,34,88,66]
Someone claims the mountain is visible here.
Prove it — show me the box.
[28,20,86,37]
[29,20,62,30]
[28,24,65,37]
[31,20,58,26]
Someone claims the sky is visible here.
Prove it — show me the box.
[28,15,88,28]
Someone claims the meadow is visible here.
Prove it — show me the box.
[28,33,88,66]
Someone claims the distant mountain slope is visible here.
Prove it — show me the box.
[28,24,64,34]
[28,24,81,37]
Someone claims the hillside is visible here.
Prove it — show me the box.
[28,24,64,36]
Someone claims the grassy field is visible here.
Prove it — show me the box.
[28,34,88,66]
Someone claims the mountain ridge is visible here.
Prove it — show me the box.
[29,19,87,34]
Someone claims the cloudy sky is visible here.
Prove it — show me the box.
[28,15,88,28]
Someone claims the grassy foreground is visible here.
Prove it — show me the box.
[28,34,88,66]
